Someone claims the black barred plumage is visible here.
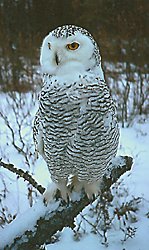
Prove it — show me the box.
[33,25,119,201]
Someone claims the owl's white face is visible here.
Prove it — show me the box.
[40,32,97,78]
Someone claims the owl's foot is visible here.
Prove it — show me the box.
[57,180,71,202]
[43,182,58,205]
[43,180,73,205]
[84,181,100,200]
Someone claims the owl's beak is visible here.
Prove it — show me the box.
[55,53,60,65]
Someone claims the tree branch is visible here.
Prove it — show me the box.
[0,160,45,195]
[0,156,133,250]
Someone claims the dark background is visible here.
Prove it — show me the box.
[0,0,148,91]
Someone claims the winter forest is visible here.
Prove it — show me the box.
[0,0,149,249]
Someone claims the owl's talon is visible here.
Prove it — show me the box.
[43,197,48,206]
[43,182,58,205]
[88,193,96,203]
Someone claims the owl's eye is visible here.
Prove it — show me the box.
[48,42,51,49]
[67,42,79,50]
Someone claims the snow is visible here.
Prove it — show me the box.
[45,218,149,250]
[0,198,59,248]
[46,228,101,250]
[0,91,149,249]
[118,120,149,200]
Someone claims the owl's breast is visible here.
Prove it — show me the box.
[41,76,114,140]
[40,76,119,182]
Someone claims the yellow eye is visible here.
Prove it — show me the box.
[67,42,79,50]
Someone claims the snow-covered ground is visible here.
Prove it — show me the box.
[0,92,149,249]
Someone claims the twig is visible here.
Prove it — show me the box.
[0,160,45,195]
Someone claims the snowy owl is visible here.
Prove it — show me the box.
[33,25,119,202]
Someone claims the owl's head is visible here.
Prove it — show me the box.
[40,25,103,79]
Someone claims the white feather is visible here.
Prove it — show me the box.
[40,32,104,80]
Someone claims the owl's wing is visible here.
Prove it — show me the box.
[33,110,45,159]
